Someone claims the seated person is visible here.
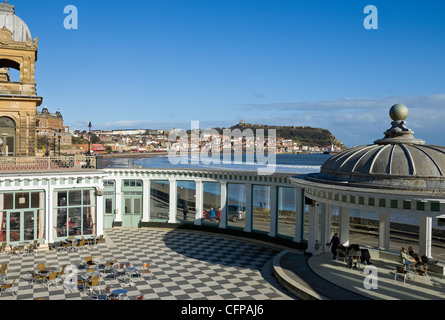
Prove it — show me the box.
[408,246,423,265]
[408,246,439,266]
[400,247,417,265]
[346,244,361,268]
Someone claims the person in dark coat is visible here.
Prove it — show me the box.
[183,201,189,221]
[328,233,340,260]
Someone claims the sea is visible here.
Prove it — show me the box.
[106,153,445,229]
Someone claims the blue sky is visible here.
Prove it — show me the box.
[13,0,445,147]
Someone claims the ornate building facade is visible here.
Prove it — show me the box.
[0,1,42,156]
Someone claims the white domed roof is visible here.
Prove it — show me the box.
[0,1,31,43]
[307,105,445,192]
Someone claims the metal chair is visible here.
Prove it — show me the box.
[85,275,101,294]
[414,265,431,284]
[44,272,61,289]
[0,277,18,298]
[335,248,347,265]
[394,265,408,284]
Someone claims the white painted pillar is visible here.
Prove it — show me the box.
[114,177,122,224]
[46,179,54,245]
[96,188,104,236]
[168,178,177,223]
[306,200,318,255]
[142,179,150,222]
[293,188,303,243]
[269,185,277,237]
[244,183,252,233]
[419,216,433,257]
[194,180,203,226]
[378,212,391,250]
[219,181,228,229]
[339,206,350,247]
[323,203,332,253]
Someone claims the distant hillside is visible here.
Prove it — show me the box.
[222,122,346,149]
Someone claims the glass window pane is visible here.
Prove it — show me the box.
[24,211,35,241]
[105,198,113,214]
[134,198,141,214]
[150,180,169,220]
[69,190,82,206]
[203,182,221,226]
[68,207,82,236]
[31,192,41,209]
[278,187,297,238]
[177,181,195,222]
[4,193,13,209]
[83,190,91,205]
[57,191,67,207]
[253,185,270,233]
[125,198,132,214]
[227,184,246,228]
[10,212,20,242]
[0,211,6,242]
[15,192,30,209]
[55,208,67,238]
[83,207,94,235]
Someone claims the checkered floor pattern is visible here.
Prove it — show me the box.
[0,228,296,300]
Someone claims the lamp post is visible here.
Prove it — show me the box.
[58,129,61,157]
[88,122,92,155]
[53,131,56,156]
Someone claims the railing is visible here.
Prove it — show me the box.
[0,155,97,172]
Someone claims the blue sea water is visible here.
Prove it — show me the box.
[133,153,331,174]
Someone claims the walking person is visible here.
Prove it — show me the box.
[328,232,340,260]
[183,200,189,221]
[210,208,216,223]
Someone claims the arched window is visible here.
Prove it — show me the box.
[0,59,20,82]
[0,116,16,156]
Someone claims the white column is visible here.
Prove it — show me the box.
[306,200,318,255]
[293,187,303,243]
[244,183,252,233]
[339,206,350,247]
[219,181,228,229]
[419,216,433,257]
[378,212,391,250]
[114,177,122,224]
[96,189,104,236]
[323,203,332,253]
[269,185,277,237]
[46,179,54,245]
[142,179,150,223]
[194,180,203,226]
[168,178,177,223]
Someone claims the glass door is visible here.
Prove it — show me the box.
[9,212,20,242]
[8,210,37,243]
[122,196,142,228]
[104,196,115,228]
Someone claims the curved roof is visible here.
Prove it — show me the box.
[307,105,445,192]
[0,1,31,43]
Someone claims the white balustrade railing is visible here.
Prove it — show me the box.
[0,155,97,172]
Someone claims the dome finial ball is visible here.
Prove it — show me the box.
[389,104,409,121]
